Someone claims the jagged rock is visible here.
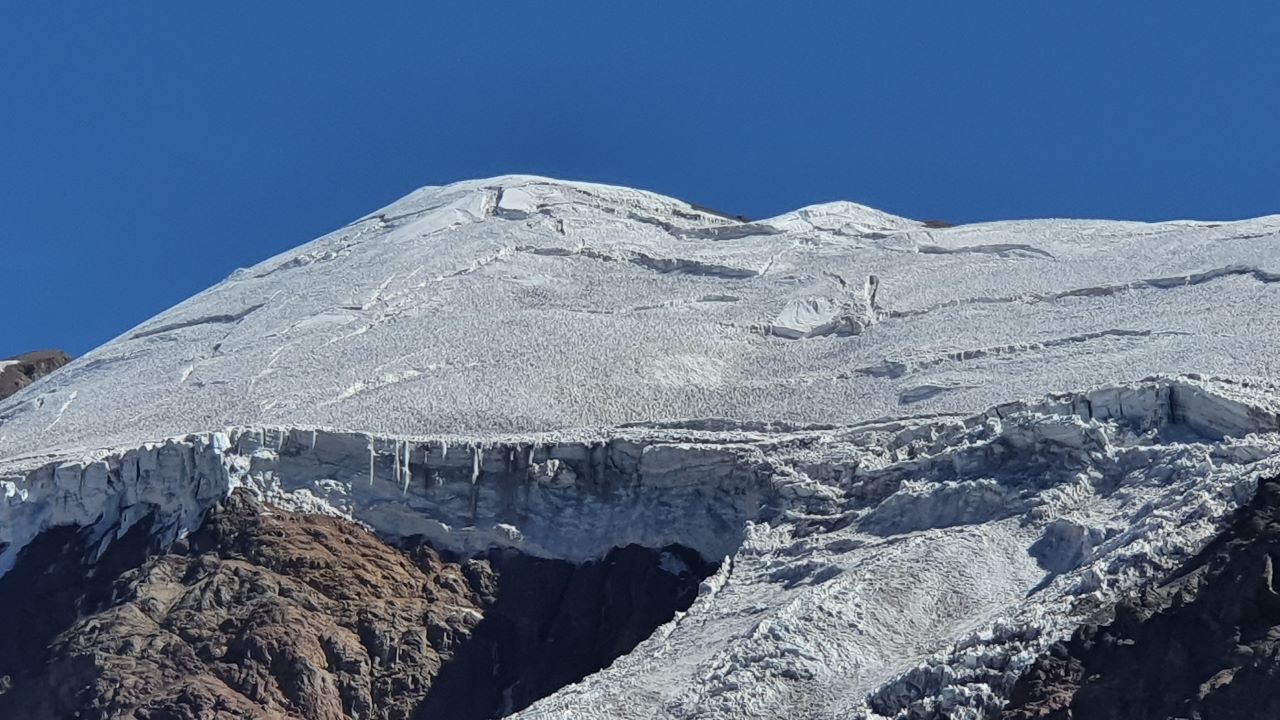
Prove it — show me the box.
[1002,477,1280,720]
[0,349,70,400]
[0,490,484,720]
[0,490,713,720]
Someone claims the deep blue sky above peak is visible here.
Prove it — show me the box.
[2,2,1278,358]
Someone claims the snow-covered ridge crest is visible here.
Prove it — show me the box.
[3,174,1280,717]
[3,174,1278,468]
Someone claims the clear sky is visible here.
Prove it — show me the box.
[2,3,1278,358]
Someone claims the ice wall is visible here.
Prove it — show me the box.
[3,376,1280,719]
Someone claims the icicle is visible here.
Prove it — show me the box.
[864,274,881,325]
[439,440,449,464]
[368,438,375,485]
[402,441,411,495]
[469,443,481,522]
[393,440,402,486]
[310,430,317,450]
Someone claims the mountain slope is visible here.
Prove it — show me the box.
[2,176,1277,467]
[1,176,1279,719]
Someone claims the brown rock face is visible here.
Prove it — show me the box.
[0,491,715,719]
[0,491,485,720]
[1003,477,1280,720]
[0,349,72,400]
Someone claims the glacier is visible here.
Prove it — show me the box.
[1,175,1279,718]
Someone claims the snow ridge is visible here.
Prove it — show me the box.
[3,175,1278,467]
[2,176,1280,718]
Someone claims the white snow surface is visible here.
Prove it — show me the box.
[2,175,1280,718]
[4,174,1279,464]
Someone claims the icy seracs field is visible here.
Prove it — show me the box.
[3,176,1280,718]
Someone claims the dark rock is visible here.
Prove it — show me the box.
[0,349,72,400]
[0,491,716,719]
[0,491,484,720]
[1003,477,1280,720]
[419,545,714,720]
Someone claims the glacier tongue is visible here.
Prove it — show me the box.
[2,376,1280,717]
[2,175,1280,718]
[510,378,1280,719]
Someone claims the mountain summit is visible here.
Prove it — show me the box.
[1,177,1279,718]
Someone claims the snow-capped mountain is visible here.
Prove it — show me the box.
[1,176,1279,718]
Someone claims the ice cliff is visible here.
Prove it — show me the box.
[1,175,1279,718]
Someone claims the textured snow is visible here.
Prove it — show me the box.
[3,378,1279,718]
[2,175,1278,467]
[2,175,1280,717]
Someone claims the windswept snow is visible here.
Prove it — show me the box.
[1,175,1280,718]
[1,175,1277,468]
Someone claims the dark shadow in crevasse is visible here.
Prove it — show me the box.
[418,544,717,720]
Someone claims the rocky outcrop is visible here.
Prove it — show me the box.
[0,490,714,719]
[0,490,485,719]
[1003,477,1280,720]
[0,349,70,400]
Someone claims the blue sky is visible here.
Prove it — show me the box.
[2,3,1278,358]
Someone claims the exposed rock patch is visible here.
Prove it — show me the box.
[0,490,715,719]
[0,491,483,719]
[1003,477,1280,720]
[0,349,71,400]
